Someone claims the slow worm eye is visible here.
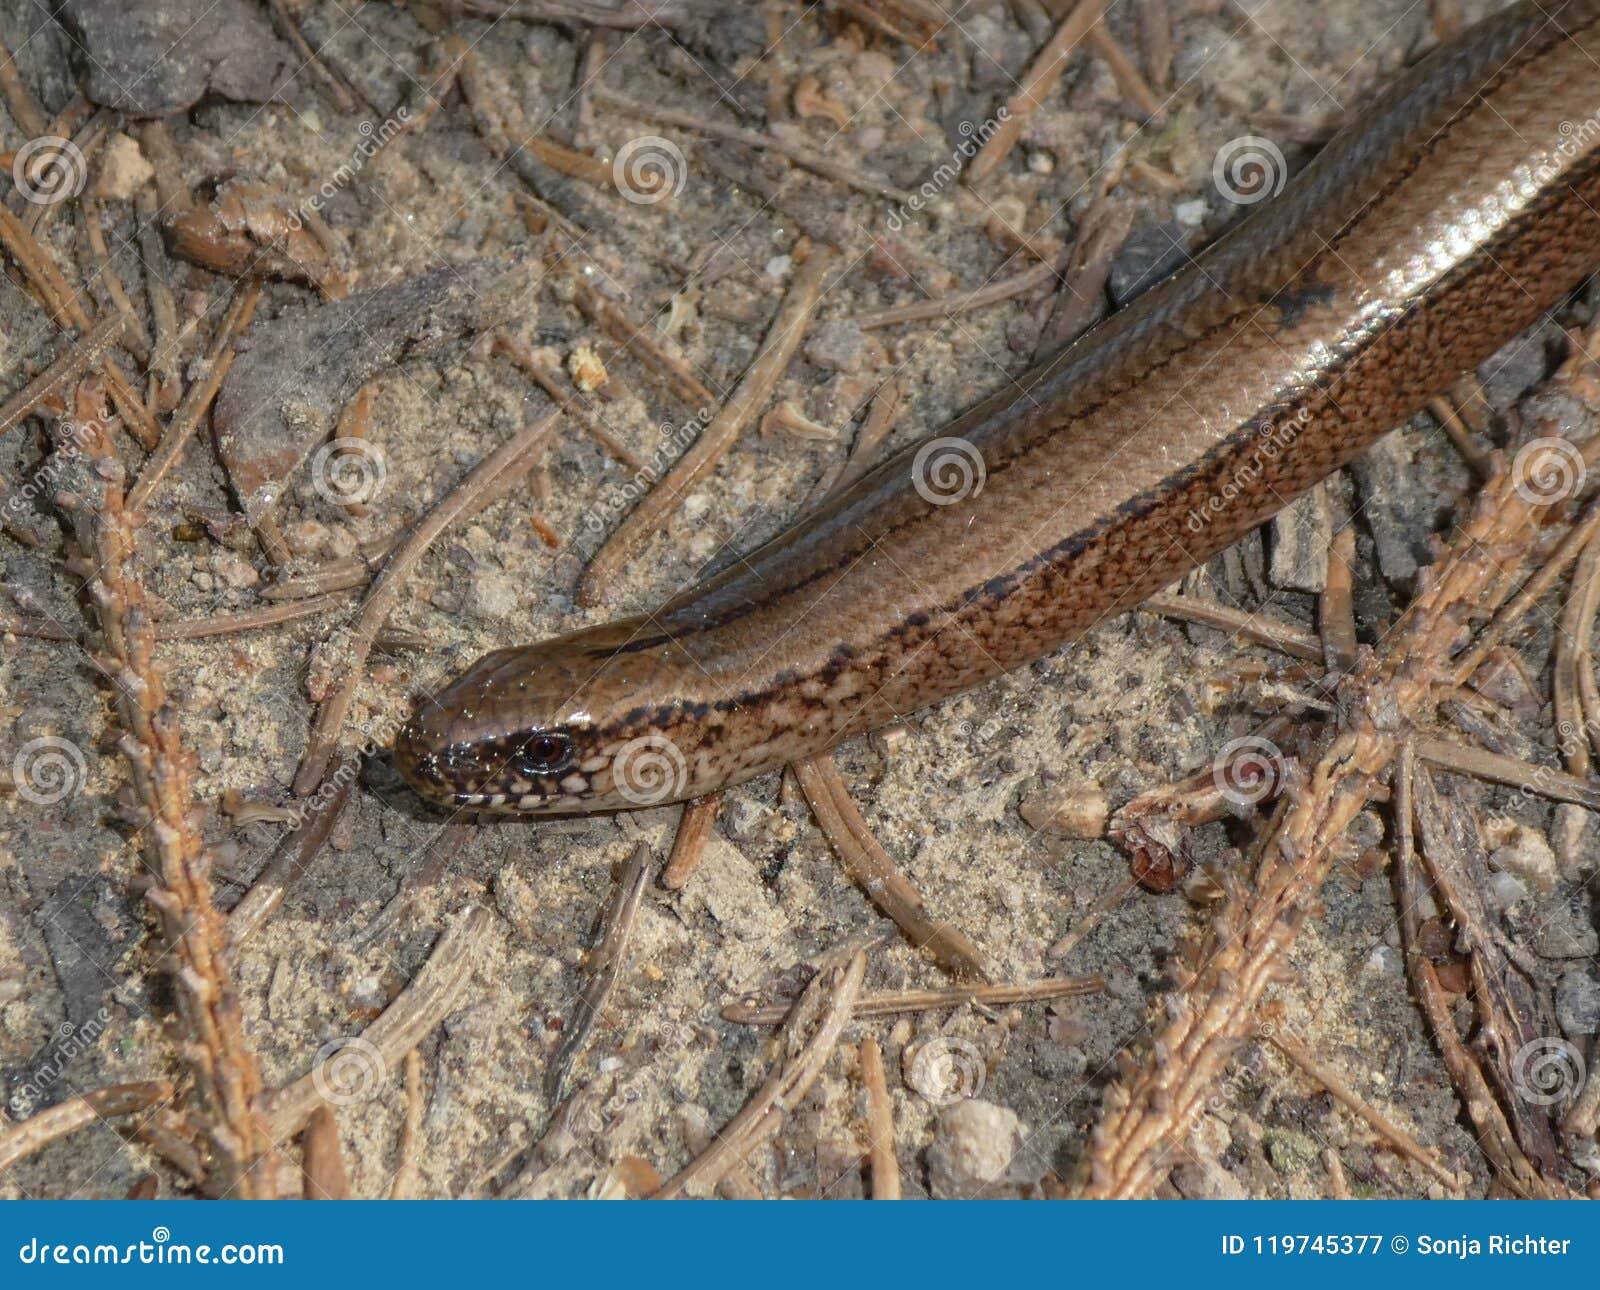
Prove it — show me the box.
[511,731,574,777]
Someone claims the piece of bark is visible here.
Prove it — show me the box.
[214,258,538,526]
[168,181,351,298]
[57,0,297,118]
[1269,481,1332,592]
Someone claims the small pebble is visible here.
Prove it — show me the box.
[803,319,869,373]
[1488,825,1559,891]
[285,519,330,556]
[568,343,607,392]
[1555,964,1600,1036]
[927,1100,1024,1197]
[1484,870,1528,911]
[471,572,519,620]
[1017,782,1108,838]
[92,133,154,200]
[210,549,259,589]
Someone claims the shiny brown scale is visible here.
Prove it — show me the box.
[396,0,1600,815]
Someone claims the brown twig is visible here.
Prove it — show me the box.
[0,38,48,137]
[1551,525,1600,864]
[134,183,182,395]
[26,103,104,238]
[857,1037,901,1199]
[154,592,354,640]
[127,282,262,513]
[1142,592,1323,662]
[57,386,275,1197]
[653,951,867,1199]
[79,196,153,363]
[4,590,354,646]
[852,255,1061,329]
[723,974,1101,1025]
[967,0,1110,185]
[136,121,193,216]
[266,0,360,112]
[0,1081,173,1175]
[261,529,402,601]
[0,311,129,437]
[829,0,942,49]
[294,412,560,794]
[457,0,697,28]
[591,86,916,204]
[493,331,645,470]
[813,377,902,503]
[300,1106,352,1199]
[1087,20,1164,120]
[1427,394,1493,480]
[1394,744,1569,1197]
[0,616,77,642]
[580,243,835,605]
[1136,0,1173,90]
[1320,524,1358,671]
[119,1107,207,1189]
[1415,736,1600,811]
[389,1049,426,1199]
[1449,484,1600,685]
[1048,875,1138,961]
[792,754,989,981]
[1034,197,1132,359]
[554,243,717,411]
[548,844,654,1101]
[660,793,723,890]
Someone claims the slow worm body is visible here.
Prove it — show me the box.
[398,0,1600,814]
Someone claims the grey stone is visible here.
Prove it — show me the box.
[58,0,297,118]
[1109,221,1192,306]
[927,1100,1025,1197]
[1536,901,1599,959]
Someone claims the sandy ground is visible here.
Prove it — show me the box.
[1,0,1594,1199]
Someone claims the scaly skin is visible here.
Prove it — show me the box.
[396,0,1600,813]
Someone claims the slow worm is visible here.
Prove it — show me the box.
[397,0,1600,813]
